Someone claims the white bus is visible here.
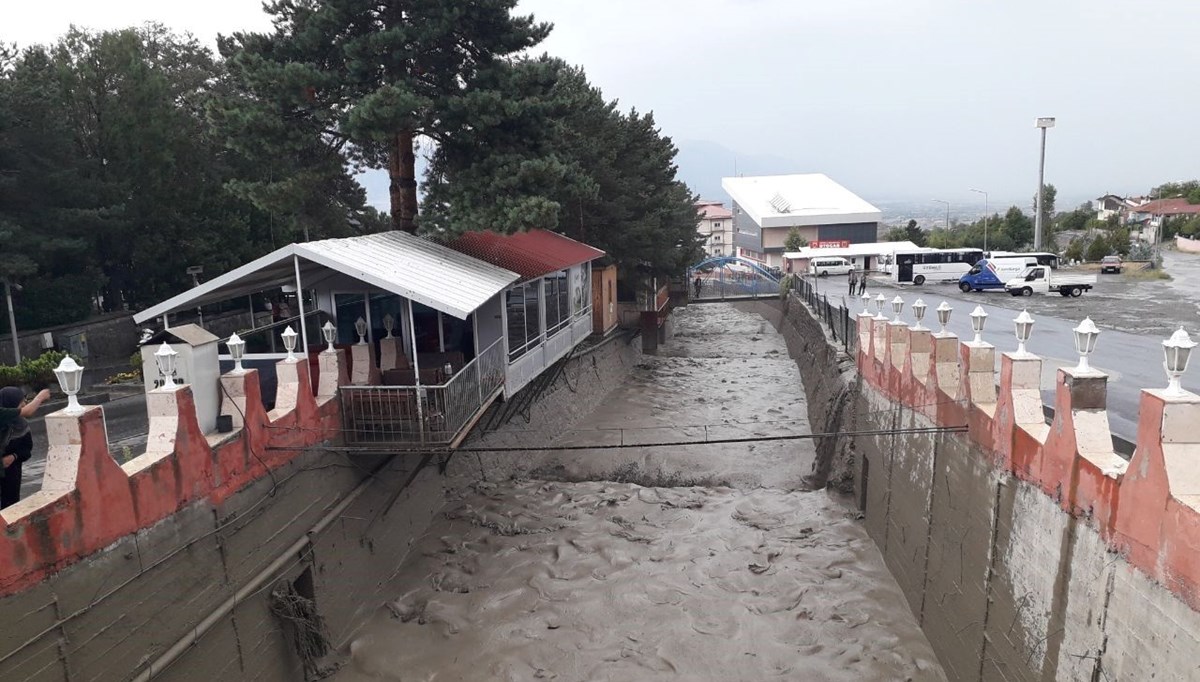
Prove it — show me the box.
[892,248,985,285]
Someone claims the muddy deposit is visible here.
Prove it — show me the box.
[337,304,945,681]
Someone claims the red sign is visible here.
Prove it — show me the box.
[812,240,851,249]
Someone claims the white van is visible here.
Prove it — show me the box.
[809,256,853,277]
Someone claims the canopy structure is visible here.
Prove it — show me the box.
[449,229,606,282]
[133,231,520,324]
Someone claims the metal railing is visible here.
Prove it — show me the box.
[791,276,856,355]
[690,269,781,300]
[339,338,505,446]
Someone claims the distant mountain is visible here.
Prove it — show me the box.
[673,140,798,202]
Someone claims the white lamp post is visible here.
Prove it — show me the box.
[874,293,887,320]
[226,332,246,374]
[383,313,395,338]
[1072,317,1100,373]
[355,316,367,345]
[154,343,179,389]
[860,291,871,316]
[912,299,927,330]
[1013,310,1035,356]
[321,321,336,353]
[890,296,904,324]
[281,325,298,362]
[1034,117,1056,250]
[936,302,952,336]
[969,305,988,344]
[53,357,85,415]
[1163,326,1196,397]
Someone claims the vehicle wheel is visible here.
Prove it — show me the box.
[1059,290,1070,297]
[959,282,972,293]
[913,275,926,285]
[1009,291,1021,297]
[817,270,827,277]
[1070,287,1083,298]
[1021,287,1033,297]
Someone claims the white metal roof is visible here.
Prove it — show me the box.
[133,231,520,324]
[722,174,882,229]
[783,241,921,260]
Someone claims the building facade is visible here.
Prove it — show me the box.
[695,200,734,257]
[723,174,882,268]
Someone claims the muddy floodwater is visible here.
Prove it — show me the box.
[338,304,946,681]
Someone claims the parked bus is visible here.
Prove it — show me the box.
[987,251,1060,269]
[891,248,984,285]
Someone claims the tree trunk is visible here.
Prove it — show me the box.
[388,130,419,233]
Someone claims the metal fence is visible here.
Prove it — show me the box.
[340,338,506,446]
[791,276,856,355]
[690,269,781,300]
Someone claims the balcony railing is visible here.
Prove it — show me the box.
[339,338,505,446]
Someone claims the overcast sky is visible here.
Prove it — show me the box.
[7,1,1199,208]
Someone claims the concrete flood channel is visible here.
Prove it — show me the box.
[337,304,945,681]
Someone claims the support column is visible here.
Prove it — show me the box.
[317,348,346,403]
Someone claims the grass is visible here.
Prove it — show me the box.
[1124,267,1172,281]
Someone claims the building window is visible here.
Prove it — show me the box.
[506,282,541,361]
[545,270,571,336]
[713,222,721,229]
[713,234,721,241]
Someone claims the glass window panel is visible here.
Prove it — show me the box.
[335,293,366,345]
[506,286,527,359]
[524,283,540,344]
[545,277,561,333]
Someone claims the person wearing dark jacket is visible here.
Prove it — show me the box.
[1,387,51,509]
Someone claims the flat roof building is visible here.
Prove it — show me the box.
[722,173,882,268]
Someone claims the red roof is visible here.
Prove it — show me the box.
[1133,198,1200,216]
[449,229,606,282]
[696,201,733,220]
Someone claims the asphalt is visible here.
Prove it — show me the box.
[822,250,1200,443]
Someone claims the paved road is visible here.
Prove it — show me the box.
[840,272,1189,444]
[19,393,149,499]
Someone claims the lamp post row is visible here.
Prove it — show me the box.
[856,291,1194,394]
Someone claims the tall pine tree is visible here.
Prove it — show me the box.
[217,0,549,233]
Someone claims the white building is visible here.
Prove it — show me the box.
[723,174,882,268]
[695,200,734,257]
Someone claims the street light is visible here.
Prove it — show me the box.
[281,325,298,362]
[1163,326,1196,397]
[1013,310,1035,356]
[1034,117,1056,250]
[154,343,179,389]
[935,302,952,336]
[1072,317,1100,373]
[226,333,246,374]
[970,189,989,252]
[53,357,85,415]
[932,199,950,232]
[912,299,927,330]
[890,296,904,324]
[3,277,22,364]
[969,305,988,344]
[874,294,887,320]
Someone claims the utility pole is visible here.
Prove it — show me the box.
[3,278,21,364]
[970,189,989,252]
[1034,117,1056,250]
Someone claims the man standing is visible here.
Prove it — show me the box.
[858,270,868,296]
[848,270,857,296]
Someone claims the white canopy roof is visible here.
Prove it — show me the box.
[721,174,882,229]
[133,231,520,324]
[783,241,921,260]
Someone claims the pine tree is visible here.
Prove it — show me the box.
[217,0,550,233]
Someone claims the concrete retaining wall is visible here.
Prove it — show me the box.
[0,333,640,681]
[765,292,1200,681]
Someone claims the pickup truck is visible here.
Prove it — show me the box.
[1004,266,1097,297]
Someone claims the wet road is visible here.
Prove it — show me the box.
[337,304,945,681]
[832,250,1200,442]
[19,393,149,499]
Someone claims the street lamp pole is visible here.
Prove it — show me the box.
[970,188,989,252]
[1034,117,1056,250]
[2,278,20,364]
[932,199,950,232]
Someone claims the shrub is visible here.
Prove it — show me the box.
[0,350,83,390]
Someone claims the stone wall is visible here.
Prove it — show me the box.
[0,332,641,681]
[766,291,1200,681]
